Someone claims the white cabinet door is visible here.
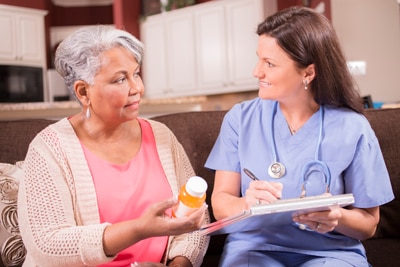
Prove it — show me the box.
[195,0,263,94]
[17,13,45,64]
[141,15,169,98]
[0,5,47,67]
[225,0,263,90]
[0,11,17,61]
[141,11,197,98]
[165,11,197,96]
[195,4,228,91]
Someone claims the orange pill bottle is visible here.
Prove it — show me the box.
[172,176,208,218]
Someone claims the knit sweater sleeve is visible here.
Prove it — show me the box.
[18,118,115,267]
[148,120,210,267]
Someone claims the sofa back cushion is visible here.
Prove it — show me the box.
[151,111,227,219]
[0,119,55,164]
[364,108,400,238]
[151,110,228,254]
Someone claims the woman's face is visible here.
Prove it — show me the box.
[87,46,144,123]
[253,34,306,101]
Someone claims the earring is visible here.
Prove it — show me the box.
[86,107,90,119]
[85,100,91,119]
[303,80,308,90]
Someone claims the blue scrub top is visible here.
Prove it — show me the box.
[205,98,394,265]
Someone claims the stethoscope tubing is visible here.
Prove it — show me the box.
[269,101,331,192]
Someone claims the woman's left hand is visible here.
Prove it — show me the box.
[292,205,342,233]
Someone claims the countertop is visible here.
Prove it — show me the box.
[0,96,206,120]
[3,94,396,121]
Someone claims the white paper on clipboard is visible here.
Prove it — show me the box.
[199,193,354,236]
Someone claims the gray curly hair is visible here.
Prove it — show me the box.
[54,25,144,103]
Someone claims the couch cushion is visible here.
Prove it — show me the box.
[362,238,400,267]
[0,162,26,267]
[151,111,229,258]
[151,111,227,222]
[364,108,400,239]
[0,119,55,164]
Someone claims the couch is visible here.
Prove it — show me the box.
[0,108,399,267]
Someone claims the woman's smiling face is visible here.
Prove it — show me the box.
[253,34,305,101]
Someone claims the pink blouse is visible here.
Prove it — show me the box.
[81,119,172,266]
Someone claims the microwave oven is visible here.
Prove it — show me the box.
[0,65,44,103]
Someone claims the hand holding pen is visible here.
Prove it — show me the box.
[243,168,283,206]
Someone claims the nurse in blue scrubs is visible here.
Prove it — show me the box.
[205,6,394,267]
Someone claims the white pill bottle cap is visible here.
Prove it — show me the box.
[185,176,208,197]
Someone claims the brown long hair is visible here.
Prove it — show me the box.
[257,6,364,114]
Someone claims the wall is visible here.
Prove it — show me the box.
[0,0,46,9]
[277,0,331,20]
[113,0,140,37]
[332,0,400,103]
[51,4,112,26]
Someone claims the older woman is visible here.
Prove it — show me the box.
[18,25,209,267]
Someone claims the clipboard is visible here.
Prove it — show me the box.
[199,193,354,236]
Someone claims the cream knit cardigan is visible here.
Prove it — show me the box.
[18,118,210,267]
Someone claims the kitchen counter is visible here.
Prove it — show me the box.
[2,96,398,121]
[0,96,206,121]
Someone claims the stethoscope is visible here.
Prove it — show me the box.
[268,101,331,197]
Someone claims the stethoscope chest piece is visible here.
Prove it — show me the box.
[268,162,286,179]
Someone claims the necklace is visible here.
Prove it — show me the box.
[287,123,297,135]
[287,122,301,135]
[286,106,320,135]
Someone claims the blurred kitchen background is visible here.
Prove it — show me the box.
[0,0,399,120]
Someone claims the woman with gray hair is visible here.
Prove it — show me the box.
[18,25,209,267]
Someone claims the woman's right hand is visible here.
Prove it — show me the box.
[138,197,208,238]
[245,180,283,208]
[103,197,207,256]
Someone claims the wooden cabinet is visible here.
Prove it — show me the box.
[140,0,277,99]
[0,5,47,67]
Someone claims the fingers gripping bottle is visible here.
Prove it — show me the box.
[172,176,208,218]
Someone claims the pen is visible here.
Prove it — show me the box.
[244,168,282,200]
[243,168,259,181]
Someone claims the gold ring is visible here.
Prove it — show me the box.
[316,223,321,229]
